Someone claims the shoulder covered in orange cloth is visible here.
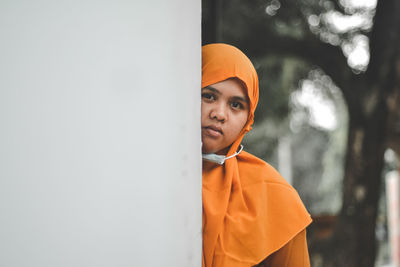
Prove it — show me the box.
[202,43,312,267]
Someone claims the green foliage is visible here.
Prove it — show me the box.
[254,56,309,124]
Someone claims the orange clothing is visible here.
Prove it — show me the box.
[202,43,312,267]
[257,230,310,267]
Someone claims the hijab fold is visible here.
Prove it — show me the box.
[202,43,312,267]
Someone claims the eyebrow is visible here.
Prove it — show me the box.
[203,86,221,95]
[203,86,248,103]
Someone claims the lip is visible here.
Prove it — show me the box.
[203,125,223,137]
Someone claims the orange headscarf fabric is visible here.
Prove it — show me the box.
[202,43,312,267]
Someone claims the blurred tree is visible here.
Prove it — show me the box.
[202,0,400,266]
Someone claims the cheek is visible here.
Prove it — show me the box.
[229,115,248,139]
[201,103,213,122]
[200,104,207,121]
[237,113,249,131]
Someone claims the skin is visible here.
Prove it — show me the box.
[201,78,249,155]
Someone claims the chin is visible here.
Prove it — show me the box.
[202,145,217,154]
[202,148,213,154]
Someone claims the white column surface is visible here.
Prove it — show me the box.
[277,136,292,184]
[386,171,400,267]
[0,1,201,266]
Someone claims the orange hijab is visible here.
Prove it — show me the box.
[202,43,312,267]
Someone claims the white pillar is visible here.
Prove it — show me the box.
[0,1,202,266]
[386,171,400,267]
[278,135,293,184]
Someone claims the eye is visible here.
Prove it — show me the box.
[202,92,216,101]
[230,101,244,109]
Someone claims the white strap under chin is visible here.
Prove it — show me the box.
[202,145,244,165]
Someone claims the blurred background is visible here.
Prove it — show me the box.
[202,0,400,266]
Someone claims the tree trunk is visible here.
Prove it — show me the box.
[327,102,388,266]
[317,0,400,265]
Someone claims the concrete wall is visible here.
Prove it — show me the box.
[0,1,201,266]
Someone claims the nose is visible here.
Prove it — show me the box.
[210,103,227,122]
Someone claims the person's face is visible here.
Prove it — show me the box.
[201,78,249,154]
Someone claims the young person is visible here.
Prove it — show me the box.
[201,43,312,267]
